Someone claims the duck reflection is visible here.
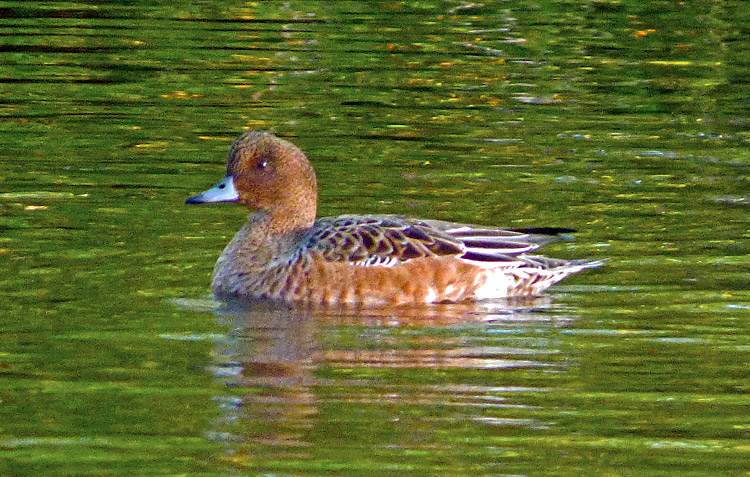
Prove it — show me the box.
[205,297,579,469]
[210,300,320,458]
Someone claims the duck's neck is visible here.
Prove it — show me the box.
[218,211,297,270]
[265,203,316,235]
[240,207,314,250]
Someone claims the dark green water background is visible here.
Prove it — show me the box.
[1,1,749,475]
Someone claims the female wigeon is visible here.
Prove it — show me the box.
[186,130,603,306]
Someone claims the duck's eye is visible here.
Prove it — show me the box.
[258,160,269,169]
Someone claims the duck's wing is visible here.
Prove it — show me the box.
[298,215,462,266]
[298,215,568,267]
[416,219,573,262]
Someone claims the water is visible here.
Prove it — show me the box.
[1,1,749,474]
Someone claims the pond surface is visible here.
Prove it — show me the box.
[1,1,749,474]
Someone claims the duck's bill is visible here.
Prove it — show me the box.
[186,176,240,204]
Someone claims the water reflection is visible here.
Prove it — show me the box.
[4,0,747,472]
[202,298,581,470]
[210,302,319,458]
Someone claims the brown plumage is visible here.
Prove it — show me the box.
[186,130,603,306]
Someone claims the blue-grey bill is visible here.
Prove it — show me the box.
[185,176,239,204]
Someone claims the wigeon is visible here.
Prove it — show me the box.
[186,130,603,306]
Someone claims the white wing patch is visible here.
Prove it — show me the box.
[425,288,438,303]
[354,255,400,267]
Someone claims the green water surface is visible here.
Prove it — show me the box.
[1,1,749,475]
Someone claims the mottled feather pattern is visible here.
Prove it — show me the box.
[295,215,457,265]
[292,214,577,270]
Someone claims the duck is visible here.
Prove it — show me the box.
[186,130,603,306]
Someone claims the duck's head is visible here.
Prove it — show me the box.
[186,130,318,230]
